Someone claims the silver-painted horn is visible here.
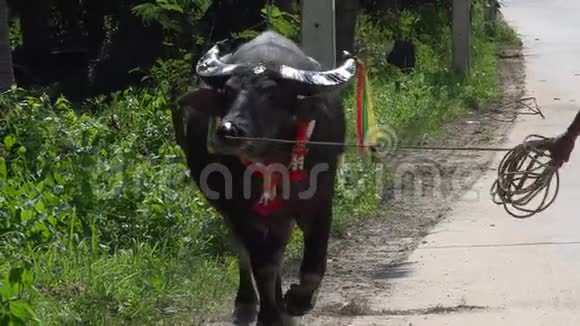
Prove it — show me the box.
[278,51,357,87]
[195,40,240,78]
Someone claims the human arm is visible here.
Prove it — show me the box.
[550,109,580,165]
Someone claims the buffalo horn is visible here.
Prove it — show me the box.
[195,40,240,79]
[278,52,357,87]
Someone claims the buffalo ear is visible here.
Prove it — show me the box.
[176,87,225,116]
[172,88,225,149]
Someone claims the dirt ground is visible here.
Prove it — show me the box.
[301,44,526,325]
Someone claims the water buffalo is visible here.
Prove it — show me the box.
[173,31,356,325]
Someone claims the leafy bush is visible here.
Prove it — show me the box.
[0,85,234,323]
[0,263,40,325]
[9,17,23,50]
[233,4,301,41]
[262,4,301,40]
[132,0,210,48]
[132,0,210,32]
[1,87,224,252]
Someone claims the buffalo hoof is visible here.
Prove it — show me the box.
[233,303,258,325]
[256,317,283,326]
[256,316,299,326]
[284,284,317,316]
[282,313,303,326]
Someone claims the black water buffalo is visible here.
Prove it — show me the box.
[173,31,356,325]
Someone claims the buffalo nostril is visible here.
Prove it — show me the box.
[217,121,244,140]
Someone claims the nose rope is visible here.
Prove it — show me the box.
[225,134,561,218]
[222,97,545,151]
[210,97,561,218]
[218,98,563,219]
[224,135,515,151]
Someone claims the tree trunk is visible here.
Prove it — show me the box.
[19,0,50,65]
[0,0,14,90]
[89,8,164,96]
[86,0,106,59]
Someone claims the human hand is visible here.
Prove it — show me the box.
[549,133,576,167]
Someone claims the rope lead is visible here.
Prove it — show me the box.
[222,97,561,218]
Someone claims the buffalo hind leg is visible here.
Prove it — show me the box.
[233,247,259,325]
[285,203,332,316]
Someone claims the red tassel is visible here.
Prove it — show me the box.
[295,122,310,142]
[290,170,307,182]
[254,197,281,216]
[240,120,316,216]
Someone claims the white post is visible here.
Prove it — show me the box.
[452,0,471,74]
[301,0,336,69]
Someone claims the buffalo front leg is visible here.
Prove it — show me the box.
[233,247,259,325]
[245,224,292,325]
[286,203,332,316]
[252,256,284,326]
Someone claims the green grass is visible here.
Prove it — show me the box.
[495,19,523,46]
[30,242,236,324]
[0,3,518,324]
[0,88,237,324]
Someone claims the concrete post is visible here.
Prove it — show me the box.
[452,0,471,74]
[301,0,336,69]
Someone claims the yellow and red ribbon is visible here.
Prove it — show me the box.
[355,59,378,155]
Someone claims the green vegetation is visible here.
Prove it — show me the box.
[1,87,235,324]
[0,1,518,324]
[333,0,505,234]
[495,19,522,46]
[8,17,22,50]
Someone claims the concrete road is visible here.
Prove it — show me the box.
[343,0,580,325]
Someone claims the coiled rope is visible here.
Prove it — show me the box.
[490,134,559,219]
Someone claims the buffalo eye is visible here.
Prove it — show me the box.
[259,79,278,90]
[222,84,236,102]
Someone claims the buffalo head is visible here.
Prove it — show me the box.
[178,36,356,162]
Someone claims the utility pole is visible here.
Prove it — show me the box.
[452,0,471,75]
[301,0,336,69]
